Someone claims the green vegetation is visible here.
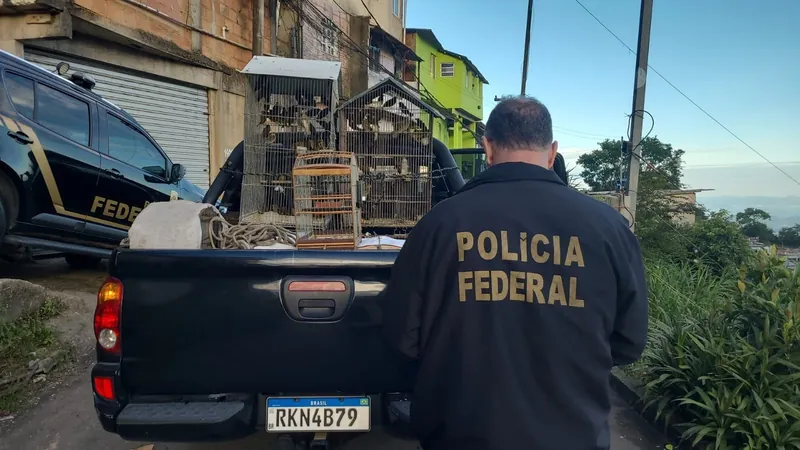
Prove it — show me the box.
[0,297,66,413]
[578,137,800,449]
[641,249,800,449]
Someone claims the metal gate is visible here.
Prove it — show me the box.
[24,50,211,189]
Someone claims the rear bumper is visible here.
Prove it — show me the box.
[112,400,257,442]
[92,364,412,443]
[92,363,256,442]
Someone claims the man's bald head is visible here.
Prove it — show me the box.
[482,96,558,168]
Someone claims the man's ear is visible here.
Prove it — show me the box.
[482,137,494,167]
[547,140,559,168]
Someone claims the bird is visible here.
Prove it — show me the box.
[382,97,397,108]
[398,102,412,117]
[361,113,373,133]
[366,94,384,109]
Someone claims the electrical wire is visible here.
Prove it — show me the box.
[291,0,485,144]
[614,109,728,271]
[574,0,800,188]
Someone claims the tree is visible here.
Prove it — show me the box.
[690,210,751,274]
[778,224,800,248]
[735,207,776,243]
[577,136,685,192]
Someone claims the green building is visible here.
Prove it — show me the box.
[404,28,488,179]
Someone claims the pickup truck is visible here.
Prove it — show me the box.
[90,138,466,447]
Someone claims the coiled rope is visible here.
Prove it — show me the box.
[207,215,296,249]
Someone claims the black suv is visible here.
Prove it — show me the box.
[0,49,205,268]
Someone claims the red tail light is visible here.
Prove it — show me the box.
[94,277,123,354]
[93,375,115,401]
[288,281,347,292]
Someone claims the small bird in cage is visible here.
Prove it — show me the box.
[366,95,384,110]
[257,105,277,143]
[382,96,397,108]
[399,102,412,117]
[298,109,311,136]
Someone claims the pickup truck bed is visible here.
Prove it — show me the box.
[91,138,464,444]
[92,248,415,442]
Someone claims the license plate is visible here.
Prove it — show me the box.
[266,397,371,432]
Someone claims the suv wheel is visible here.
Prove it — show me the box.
[0,198,7,243]
[0,173,19,241]
[64,254,101,270]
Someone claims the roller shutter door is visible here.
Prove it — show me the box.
[25,50,211,188]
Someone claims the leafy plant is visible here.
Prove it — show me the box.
[641,248,800,449]
[690,210,752,275]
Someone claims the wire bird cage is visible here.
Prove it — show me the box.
[239,56,342,225]
[293,152,361,249]
[337,77,444,228]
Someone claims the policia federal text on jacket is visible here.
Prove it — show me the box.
[382,96,648,450]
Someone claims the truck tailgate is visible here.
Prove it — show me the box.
[111,249,413,396]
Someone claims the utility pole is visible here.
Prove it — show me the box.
[253,0,265,56]
[520,0,534,95]
[269,0,278,55]
[625,0,653,232]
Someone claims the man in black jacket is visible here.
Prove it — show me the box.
[382,96,648,450]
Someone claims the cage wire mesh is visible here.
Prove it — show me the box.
[338,79,436,228]
[240,62,340,225]
[293,152,361,249]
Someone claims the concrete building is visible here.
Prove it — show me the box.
[403,28,487,179]
[1,0,273,188]
[0,0,417,187]
[284,0,416,98]
[590,188,713,226]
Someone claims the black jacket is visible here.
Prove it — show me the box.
[383,162,648,450]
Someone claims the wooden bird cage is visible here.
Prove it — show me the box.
[239,56,342,225]
[336,77,444,228]
[292,152,361,250]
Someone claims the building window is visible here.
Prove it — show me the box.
[465,72,470,89]
[393,0,400,17]
[319,18,339,58]
[394,56,403,78]
[429,54,436,78]
[441,62,454,77]
[369,45,381,71]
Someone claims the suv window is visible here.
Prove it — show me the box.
[107,114,167,178]
[36,83,91,146]
[4,72,35,119]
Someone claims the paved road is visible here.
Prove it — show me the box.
[0,365,668,450]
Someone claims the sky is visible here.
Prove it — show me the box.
[406,0,800,201]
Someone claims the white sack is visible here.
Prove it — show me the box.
[128,200,217,250]
[254,243,297,250]
[357,236,406,250]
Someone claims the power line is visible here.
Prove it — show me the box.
[342,0,486,144]
[291,0,484,145]
[574,0,800,188]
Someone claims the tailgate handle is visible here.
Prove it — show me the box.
[298,299,336,319]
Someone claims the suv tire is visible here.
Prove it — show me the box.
[0,198,7,244]
[65,254,101,270]
[0,173,19,239]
